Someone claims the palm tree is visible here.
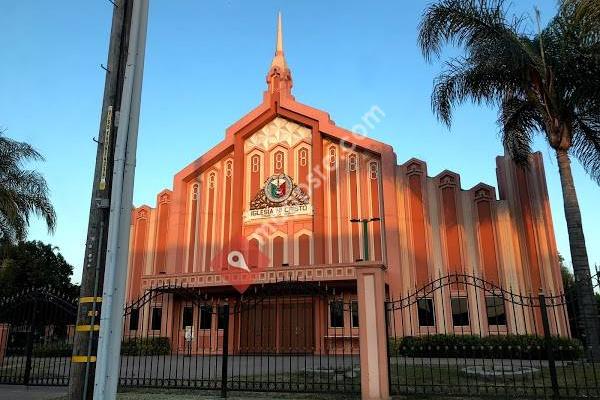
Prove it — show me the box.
[418,0,600,358]
[566,0,600,29]
[0,130,56,242]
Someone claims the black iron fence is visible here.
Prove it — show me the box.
[1,271,598,399]
[0,288,78,386]
[385,272,600,399]
[119,281,360,396]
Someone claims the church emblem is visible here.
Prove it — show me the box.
[245,174,312,221]
[265,174,292,203]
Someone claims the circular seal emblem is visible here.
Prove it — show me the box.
[264,174,293,203]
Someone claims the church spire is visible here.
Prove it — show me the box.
[273,12,285,67]
[267,12,292,96]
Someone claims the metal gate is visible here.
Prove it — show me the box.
[385,272,600,398]
[119,281,360,396]
[0,288,78,386]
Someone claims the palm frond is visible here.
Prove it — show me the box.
[0,131,55,242]
[418,0,537,63]
[499,95,543,166]
[419,0,543,127]
[571,114,600,183]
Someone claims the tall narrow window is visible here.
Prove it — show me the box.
[248,238,260,269]
[451,297,470,327]
[299,148,308,167]
[199,305,212,329]
[348,154,358,172]
[351,300,359,328]
[250,154,262,197]
[329,146,336,168]
[272,236,284,267]
[274,151,285,174]
[369,161,379,180]
[182,306,193,329]
[329,300,344,328]
[298,234,310,266]
[417,298,435,327]
[297,147,309,189]
[486,296,507,326]
[218,305,229,329]
[251,155,260,173]
[151,307,162,331]
[129,308,139,331]
[188,183,199,272]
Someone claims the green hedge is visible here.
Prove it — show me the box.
[32,341,72,357]
[121,337,171,356]
[389,334,583,360]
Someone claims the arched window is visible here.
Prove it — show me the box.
[248,238,260,269]
[299,148,308,167]
[250,153,262,197]
[298,234,311,266]
[274,150,285,174]
[188,183,199,272]
[369,162,378,180]
[348,154,358,172]
[328,146,336,168]
[272,236,285,267]
[251,155,260,173]
[208,172,217,189]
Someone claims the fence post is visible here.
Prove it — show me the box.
[539,291,559,398]
[23,297,37,386]
[383,303,392,395]
[356,265,390,400]
[220,304,230,398]
[0,323,9,365]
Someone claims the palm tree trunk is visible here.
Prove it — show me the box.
[556,149,600,360]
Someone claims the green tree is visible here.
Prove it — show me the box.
[560,254,581,337]
[559,253,574,289]
[418,0,600,358]
[0,240,78,297]
[0,130,56,242]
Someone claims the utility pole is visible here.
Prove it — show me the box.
[69,1,133,399]
[350,218,381,261]
[94,0,148,398]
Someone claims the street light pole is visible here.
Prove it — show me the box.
[350,218,381,262]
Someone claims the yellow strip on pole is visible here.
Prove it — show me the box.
[76,325,100,332]
[79,297,102,303]
[72,355,97,363]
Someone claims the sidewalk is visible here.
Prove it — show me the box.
[0,386,350,400]
[0,385,67,400]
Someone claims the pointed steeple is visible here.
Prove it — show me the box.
[271,12,287,69]
[267,12,292,96]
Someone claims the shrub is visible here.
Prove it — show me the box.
[389,334,583,361]
[32,341,72,357]
[121,337,171,356]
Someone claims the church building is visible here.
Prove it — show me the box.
[124,15,565,354]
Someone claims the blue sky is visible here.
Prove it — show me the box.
[1,0,598,284]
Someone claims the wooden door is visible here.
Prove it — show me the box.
[279,301,314,353]
[239,302,276,353]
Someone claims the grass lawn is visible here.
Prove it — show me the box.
[390,363,600,398]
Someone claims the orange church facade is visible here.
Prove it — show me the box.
[124,17,565,354]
